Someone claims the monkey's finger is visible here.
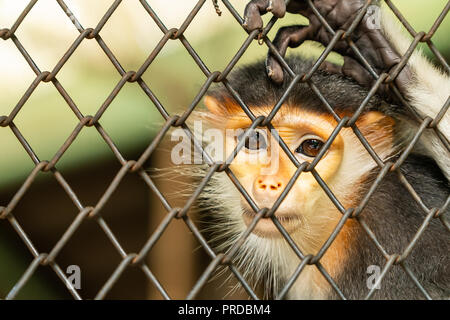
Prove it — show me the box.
[365,29,400,70]
[266,25,312,83]
[285,0,309,15]
[243,0,286,31]
[318,61,343,75]
[365,28,412,94]
[341,56,373,88]
[267,0,286,18]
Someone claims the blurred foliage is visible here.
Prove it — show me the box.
[0,231,63,299]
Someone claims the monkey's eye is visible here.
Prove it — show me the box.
[238,129,267,151]
[295,138,324,157]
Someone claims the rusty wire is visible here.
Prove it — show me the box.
[0,0,449,300]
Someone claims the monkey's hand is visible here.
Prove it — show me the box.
[243,0,411,95]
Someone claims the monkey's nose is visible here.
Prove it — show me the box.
[253,176,284,203]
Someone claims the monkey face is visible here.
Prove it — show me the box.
[203,95,395,241]
[223,107,344,238]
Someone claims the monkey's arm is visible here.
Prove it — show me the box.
[379,11,450,180]
[243,0,450,179]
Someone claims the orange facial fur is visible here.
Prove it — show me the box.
[202,96,396,297]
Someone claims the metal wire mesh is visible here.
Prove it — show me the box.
[0,0,449,300]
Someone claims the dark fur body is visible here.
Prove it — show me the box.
[204,56,449,299]
[334,154,449,299]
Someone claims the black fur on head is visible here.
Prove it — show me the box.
[208,56,401,118]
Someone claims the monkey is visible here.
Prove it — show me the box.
[172,0,449,299]
[198,56,449,299]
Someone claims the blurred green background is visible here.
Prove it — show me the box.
[0,0,449,299]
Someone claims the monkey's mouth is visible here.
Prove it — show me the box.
[242,207,302,238]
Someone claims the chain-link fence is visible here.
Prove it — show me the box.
[0,0,449,300]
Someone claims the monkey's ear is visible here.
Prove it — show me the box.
[356,111,395,146]
[204,95,226,115]
[356,111,395,128]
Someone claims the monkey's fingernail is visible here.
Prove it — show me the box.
[267,66,273,77]
[267,0,273,11]
[242,17,248,28]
